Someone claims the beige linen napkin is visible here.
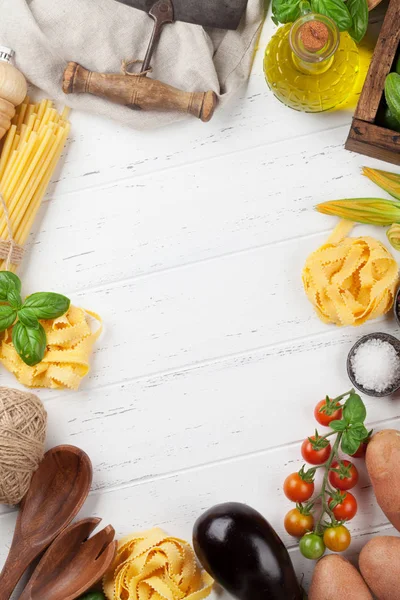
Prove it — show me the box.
[0,0,265,128]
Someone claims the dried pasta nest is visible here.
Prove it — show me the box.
[302,221,399,326]
[103,528,214,600]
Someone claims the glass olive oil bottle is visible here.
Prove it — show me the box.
[264,12,359,112]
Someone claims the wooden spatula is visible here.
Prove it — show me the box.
[0,446,93,600]
[19,518,117,600]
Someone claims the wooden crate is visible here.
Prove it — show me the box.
[345,0,400,165]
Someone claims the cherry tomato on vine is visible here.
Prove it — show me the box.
[284,508,314,537]
[301,437,331,465]
[350,443,367,459]
[283,473,314,502]
[328,492,357,521]
[323,525,351,552]
[329,461,359,490]
[299,533,325,560]
[314,398,342,427]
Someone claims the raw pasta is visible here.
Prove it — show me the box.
[0,306,101,390]
[103,528,214,600]
[0,100,101,390]
[302,220,399,326]
[0,98,70,270]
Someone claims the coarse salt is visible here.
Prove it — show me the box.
[351,338,400,393]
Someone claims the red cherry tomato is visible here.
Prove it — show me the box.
[301,437,331,465]
[329,461,359,490]
[283,473,314,502]
[328,491,357,521]
[284,508,314,537]
[314,399,342,427]
[323,525,351,552]
[350,440,370,459]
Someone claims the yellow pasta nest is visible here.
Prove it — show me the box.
[0,306,101,389]
[103,528,214,600]
[302,221,399,326]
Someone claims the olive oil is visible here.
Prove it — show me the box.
[264,14,359,112]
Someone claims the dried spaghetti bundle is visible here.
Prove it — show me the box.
[0,100,101,390]
[0,98,70,270]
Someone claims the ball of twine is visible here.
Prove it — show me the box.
[0,387,47,506]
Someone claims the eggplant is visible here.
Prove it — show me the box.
[193,502,303,600]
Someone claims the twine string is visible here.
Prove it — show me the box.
[0,192,24,271]
[121,59,152,77]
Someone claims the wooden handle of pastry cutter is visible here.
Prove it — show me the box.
[62,62,217,122]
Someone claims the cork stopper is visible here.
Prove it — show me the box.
[299,21,329,52]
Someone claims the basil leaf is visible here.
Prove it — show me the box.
[0,306,17,331]
[18,308,39,329]
[349,423,369,440]
[341,430,361,455]
[347,0,368,42]
[311,0,352,31]
[0,271,21,301]
[79,593,106,600]
[330,419,347,432]
[12,321,47,366]
[343,393,366,424]
[7,289,22,310]
[272,0,302,24]
[24,292,70,320]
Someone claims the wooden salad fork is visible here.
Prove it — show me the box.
[19,518,117,600]
[0,445,93,600]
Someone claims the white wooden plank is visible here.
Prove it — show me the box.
[0,14,393,599]
[23,126,392,295]
[23,225,397,391]
[49,91,351,201]
[0,429,396,594]
[17,329,400,492]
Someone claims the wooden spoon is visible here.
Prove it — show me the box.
[0,445,92,600]
[19,518,117,600]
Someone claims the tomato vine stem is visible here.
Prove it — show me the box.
[315,433,342,534]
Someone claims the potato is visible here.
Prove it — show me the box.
[309,555,372,599]
[366,429,400,531]
[359,536,400,599]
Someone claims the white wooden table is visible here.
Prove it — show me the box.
[1,10,399,597]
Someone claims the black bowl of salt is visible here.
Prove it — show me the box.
[347,332,400,397]
[395,285,400,327]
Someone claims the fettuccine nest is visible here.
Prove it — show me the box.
[302,221,399,326]
[103,528,213,600]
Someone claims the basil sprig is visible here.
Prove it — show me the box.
[347,0,368,43]
[0,271,70,366]
[311,0,352,31]
[329,391,370,455]
[272,0,369,43]
[272,0,302,24]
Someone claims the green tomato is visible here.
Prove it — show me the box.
[78,593,105,600]
[299,533,325,560]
